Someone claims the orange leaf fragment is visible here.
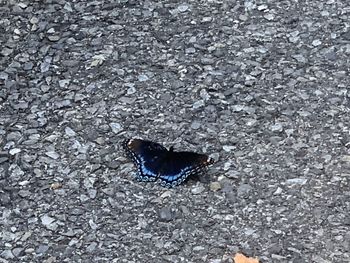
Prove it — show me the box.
[234,253,259,263]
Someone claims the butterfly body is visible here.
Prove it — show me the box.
[122,138,214,188]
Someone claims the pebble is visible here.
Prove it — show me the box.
[193,100,205,109]
[1,249,14,259]
[191,185,205,195]
[160,191,172,199]
[64,2,73,12]
[18,190,31,198]
[50,182,62,190]
[30,17,39,24]
[178,4,189,12]
[341,155,350,162]
[9,148,21,155]
[223,161,234,171]
[55,100,71,108]
[138,74,149,81]
[237,184,252,196]
[45,151,60,160]
[88,189,97,199]
[36,244,49,254]
[224,170,240,179]
[48,35,60,42]
[222,145,235,152]
[191,121,201,130]
[264,13,275,21]
[110,122,123,134]
[292,54,307,63]
[185,47,196,54]
[18,2,28,8]
[86,242,97,252]
[59,79,70,88]
[116,69,125,76]
[127,86,136,95]
[40,57,52,72]
[158,207,174,222]
[202,17,212,22]
[257,4,268,10]
[65,127,76,137]
[23,62,34,70]
[25,248,35,254]
[12,247,23,257]
[285,178,308,185]
[90,55,105,67]
[210,182,221,191]
[312,39,322,46]
[1,47,13,56]
[274,187,283,195]
[270,123,283,132]
[41,215,55,227]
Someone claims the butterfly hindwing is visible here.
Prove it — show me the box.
[158,151,214,188]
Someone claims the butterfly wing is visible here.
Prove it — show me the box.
[123,138,168,182]
[158,151,214,188]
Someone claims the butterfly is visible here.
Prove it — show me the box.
[122,138,214,188]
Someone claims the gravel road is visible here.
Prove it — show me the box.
[1,0,349,262]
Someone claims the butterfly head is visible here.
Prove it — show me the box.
[126,138,138,148]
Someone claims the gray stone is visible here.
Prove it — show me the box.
[158,207,174,222]
[55,100,72,108]
[59,79,70,88]
[36,244,49,254]
[12,247,24,257]
[41,215,55,228]
[48,35,60,42]
[88,189,97,199]
[1,47,13,56]
[237,184,252,196]
[191,185,205,195]
[40,57,52,72]
[9,148,21,155]
[285,178,308,185]
[23,62,34,70]
[270,123,283,132]
[65,127,76,137]
[178,4,189,12]
[193,100,205,109]
[1,250,14,259]
[109,122,123,134]
[45,151,60,160]
[18,190,31,198]
[191,121,201,130]
[86,242,97,252]
[138,74,149,81]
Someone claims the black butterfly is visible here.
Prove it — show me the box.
[122,138,214,188]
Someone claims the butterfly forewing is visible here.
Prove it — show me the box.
[123,139,168,181]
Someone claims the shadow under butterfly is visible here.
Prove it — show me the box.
[122,138,214,188]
